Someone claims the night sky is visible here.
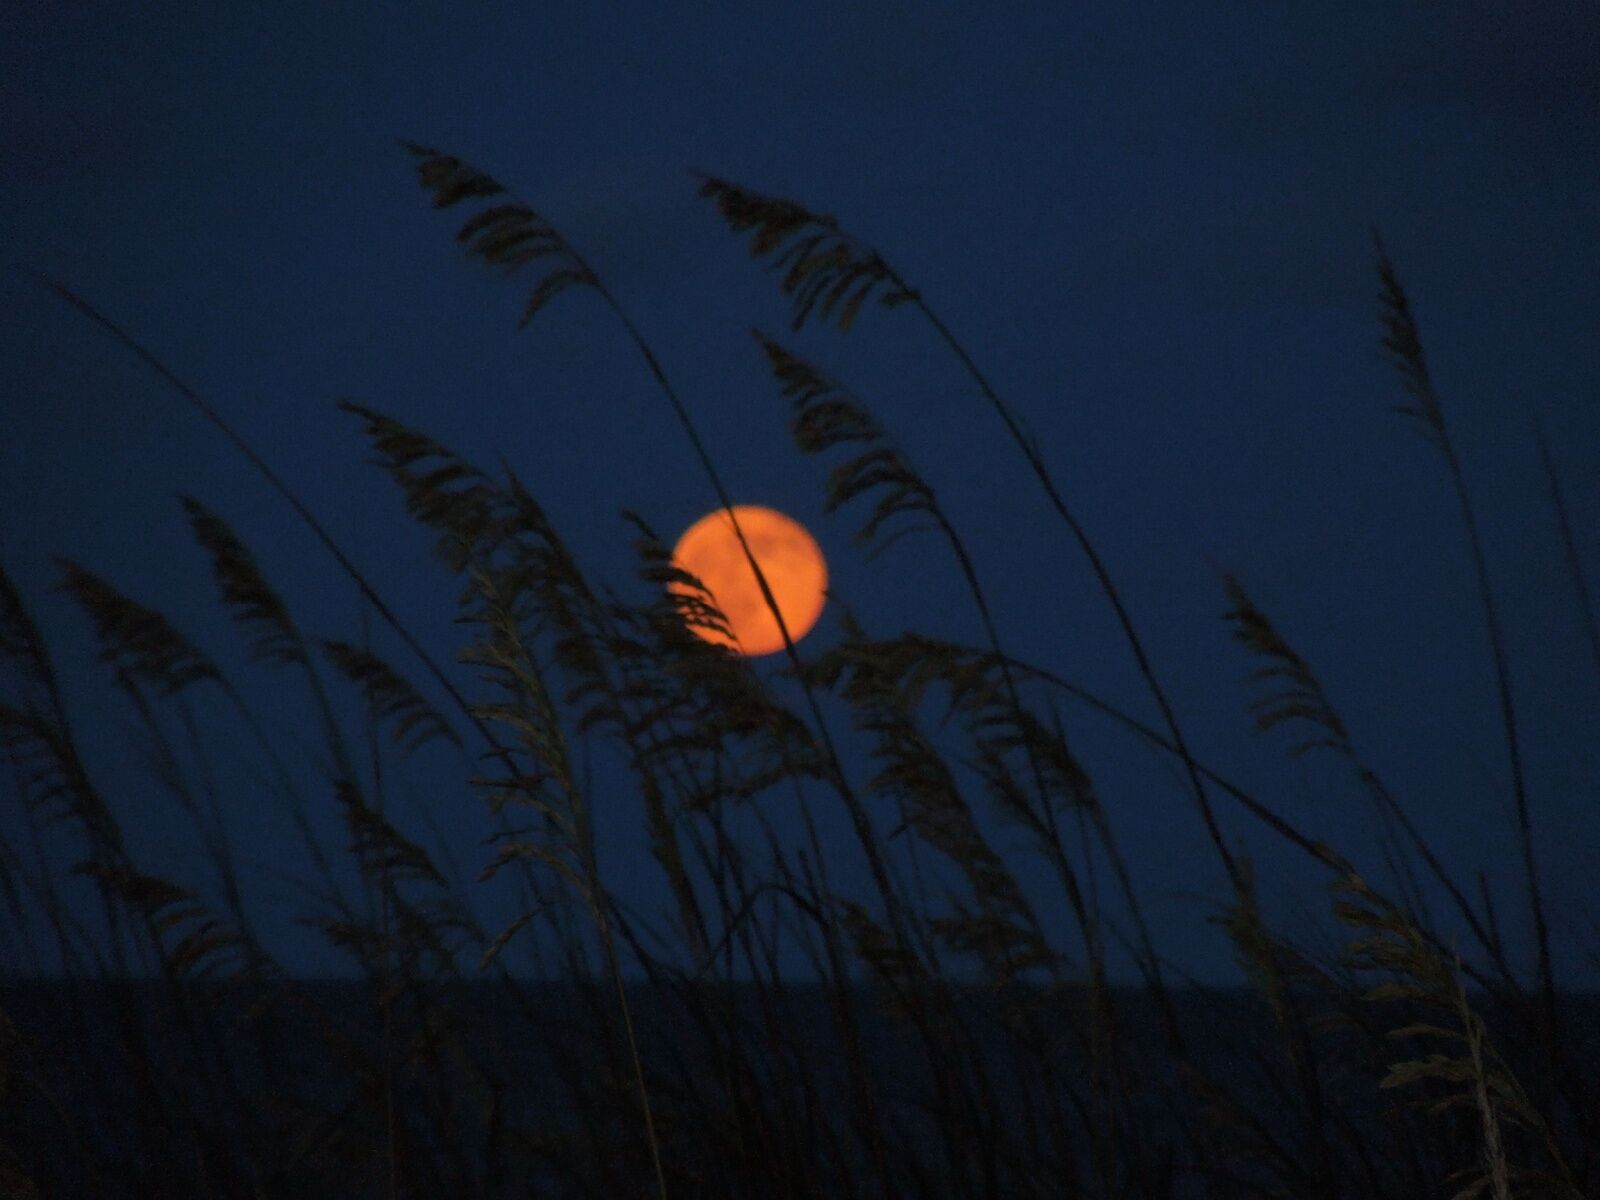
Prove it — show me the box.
[3,1,1597,984]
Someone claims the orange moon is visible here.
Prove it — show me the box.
[669,505,828,656]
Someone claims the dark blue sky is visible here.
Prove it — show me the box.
[3,1,1597,983]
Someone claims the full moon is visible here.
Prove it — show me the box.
[669,505,828,657]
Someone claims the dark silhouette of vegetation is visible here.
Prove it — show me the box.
[0,144,1593,1199]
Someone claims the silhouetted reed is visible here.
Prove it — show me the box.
[0,143,1592,1199]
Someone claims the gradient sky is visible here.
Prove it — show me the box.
[3,1,1597,983]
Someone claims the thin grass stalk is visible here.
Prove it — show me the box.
[1360,769,1519,993]
[1442,427,1551,1003]
[1370,246,1600,1184]
[28,274,505,761]
[1456,953,1514,1200]
[890,286,1240,892]
[1527,406,1600,685]
[358,599,400,1200]
[171,693,268,967]
[221,681,352,920]
[1372,233,1555,1053]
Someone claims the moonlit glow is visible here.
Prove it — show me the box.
[669,505,828,656]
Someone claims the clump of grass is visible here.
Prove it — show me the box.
[0,142,1592,1200]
